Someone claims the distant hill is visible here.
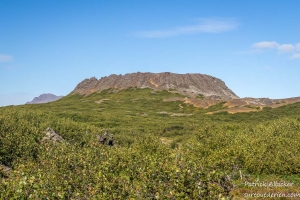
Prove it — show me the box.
[71,72,239,100]
[70,72,300,114]
[26,93,63,104]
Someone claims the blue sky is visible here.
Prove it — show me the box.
[1,0,300,106]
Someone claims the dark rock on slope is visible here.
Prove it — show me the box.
[72,72,238,100]
[26,93,63,104]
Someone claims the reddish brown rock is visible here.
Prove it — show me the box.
[72,72,239,100]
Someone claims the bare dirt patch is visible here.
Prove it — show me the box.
[157,111,193,117]
[160,137,173,145]
[95,99,110,104]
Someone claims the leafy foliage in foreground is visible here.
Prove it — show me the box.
[1,88,300,198]
[0,109,232,199]
[190,117,300,175]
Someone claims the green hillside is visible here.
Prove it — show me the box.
[1,88,300,199]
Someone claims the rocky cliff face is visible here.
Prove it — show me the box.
[71,72,239,99]
[26,93,63,104]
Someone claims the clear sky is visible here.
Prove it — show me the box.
[1,0,300,106]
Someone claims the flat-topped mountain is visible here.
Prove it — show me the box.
[26,93,63,104]
[71,72,239,100]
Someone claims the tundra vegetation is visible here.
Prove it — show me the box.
[1,88,300,199]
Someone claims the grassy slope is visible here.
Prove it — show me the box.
[21,88,300,143]
[1,88,300,199]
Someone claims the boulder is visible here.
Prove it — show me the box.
[0,164,11,177]
[97,130,114,146]
[42,127,64,143]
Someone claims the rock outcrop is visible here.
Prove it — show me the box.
[71,72,238,100]
[26,93,63,104]
[42,127,64,143]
